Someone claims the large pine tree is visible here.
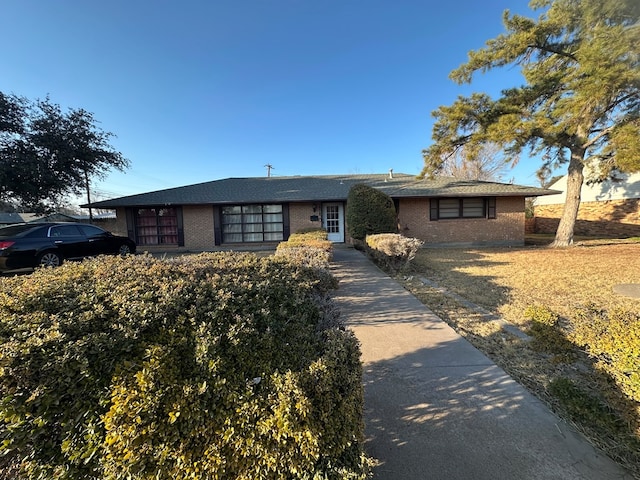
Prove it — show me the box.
[423,0,640,246]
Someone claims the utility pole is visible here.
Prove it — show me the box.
[84,170,93,223]
[264,164,274,177]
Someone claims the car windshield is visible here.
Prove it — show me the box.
[0,224,39,237]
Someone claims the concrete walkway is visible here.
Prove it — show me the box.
[330,246,633,480]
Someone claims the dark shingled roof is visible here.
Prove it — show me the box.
[86,173,559,208]
[0,212,25,224]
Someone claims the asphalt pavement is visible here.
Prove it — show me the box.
[330,246,633,480]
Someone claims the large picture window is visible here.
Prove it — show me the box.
[221,204,284,243]
[135,208,179,245]
[430,197,496,220]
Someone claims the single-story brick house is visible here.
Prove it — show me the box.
[534,170,640,237]
[85,173,556,250]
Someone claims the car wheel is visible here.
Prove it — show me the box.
[37,251,63,268]
[118,244,132,255]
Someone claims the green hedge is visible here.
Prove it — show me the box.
[346,184,397,241]
[0,253,369,479]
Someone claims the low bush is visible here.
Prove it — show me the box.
[275,229,332,269]
[291,228,332,242]
[0,253,368,479]
[365,233,424,273]
[523,305,574,355]
[571,305,640,429]
[548,377,622,432]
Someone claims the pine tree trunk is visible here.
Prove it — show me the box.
[550,152,585,248]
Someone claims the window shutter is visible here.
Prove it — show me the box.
[487,197,496,219]
[176,207,185,246]
[430,199,439,221]
[213,206,222,245]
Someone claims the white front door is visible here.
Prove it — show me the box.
[323,203,344,243]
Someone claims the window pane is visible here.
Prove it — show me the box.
[263,205,282,213]
[78,225,105,236]
[50,225,81,237]
[462,198,485,218]
[223,224,242,233]
[264,232,284,241]
[222,206,241,215]
[159,216,177,226]
[264,213,283,223]
[244,223,263,233]
[438,199,460,218]
[159,226,178,235]
[244,232,263,242]
[139,235,158,245]
[244,213,262,223]
[223,233,242,243]
[263,223,283,232]
[223,214,242,224]
[242,205,262,214]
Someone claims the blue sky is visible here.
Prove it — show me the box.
[2,0,543,205]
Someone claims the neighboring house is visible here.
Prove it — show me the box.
[84,173,556,250]
[0,212,118,231]
[535,171,640,237]
[0,212,27,227]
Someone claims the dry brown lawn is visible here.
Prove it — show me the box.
[411,242,640,327]
[395,240,640,477]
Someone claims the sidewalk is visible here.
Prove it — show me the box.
[330,246,633,480]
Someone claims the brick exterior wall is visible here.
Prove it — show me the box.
[289,202,323,233]
[534,198,640,237]
[397,197,525,246]
[524,217,536,234]
[114,208,128,236]
[183,205,216,250]
[115,197,529,250]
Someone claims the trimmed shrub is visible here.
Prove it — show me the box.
[276,229,332,269]
[365,233,424,273]
[292,228,331,241]
[346,184,397,241]
[0,253,368,479]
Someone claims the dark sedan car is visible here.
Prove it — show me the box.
[0,222,136,271]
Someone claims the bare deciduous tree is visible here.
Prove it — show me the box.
[439,143,516,182]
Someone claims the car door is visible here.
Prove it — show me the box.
[48,224,88,259]
[76,224,113,256]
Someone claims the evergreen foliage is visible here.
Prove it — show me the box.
[346,184,397,241]
[0,92,128,213]
[0,254,370,479]
[422,0,640,246]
